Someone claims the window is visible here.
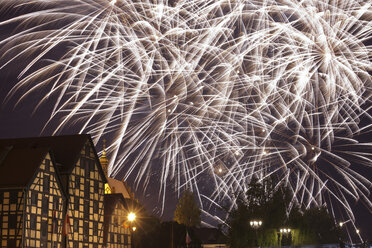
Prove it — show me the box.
[118,234,121,243]
[42,197,49,216]
[93,201,99,214]
[31,192,37,205]
[30,214,37,229]
[9,214,17,229]
[9,191,17,204]
[43,176,50,193]
[0,192,3,204]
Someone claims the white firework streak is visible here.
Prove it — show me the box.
[1,0,371,234]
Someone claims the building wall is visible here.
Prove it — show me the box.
[0,189,24,248]
[23,154,64,248]
[107,202,131,248]
[67,141,105,248]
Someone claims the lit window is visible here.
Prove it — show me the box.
[105,183,112,194]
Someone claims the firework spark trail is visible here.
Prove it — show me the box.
[0,0,371,233]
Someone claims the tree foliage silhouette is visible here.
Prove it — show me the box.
[174,189,201,227]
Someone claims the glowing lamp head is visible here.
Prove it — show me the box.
[132,226,137,231]
[128,212,136,222]
[218,168,222,173]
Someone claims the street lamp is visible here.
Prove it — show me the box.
[128,212,136,222]
[279,227,293,246]
[250,220,262,228]
[250,220,262,247]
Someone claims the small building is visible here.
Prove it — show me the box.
[0,146,65,248]
[0,134,135,248]
[103,194,132,248]
[100,141,136,248]
[195,227,228,248]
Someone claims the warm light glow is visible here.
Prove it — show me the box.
[356,229,360,234]
[132,226,137,231]
[339,222,343,227]
[104,183,112,194]
[128,212,136,222]
[218,168,222,173]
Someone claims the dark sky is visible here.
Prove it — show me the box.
[0,1,371,242]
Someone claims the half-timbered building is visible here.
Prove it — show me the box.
[0,146,64,248]
[0,135,137,248]
[103,194,132,248]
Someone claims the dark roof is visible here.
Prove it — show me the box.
[194,227,227,245]
[0,135,90,173]
[104,193,128,212]
[0,146,49,188]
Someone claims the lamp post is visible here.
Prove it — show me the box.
[250,220,262,247]
[279,228,292,246]
[127,212,136,248]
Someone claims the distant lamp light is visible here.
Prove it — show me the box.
[250,220,262,228]
[132,226,137,232]
[110,0,116,5]
[263,150,267,155]
[262,129,265,132]
[356,229,360,234]
[218,168,223,173]
[311,146,315,150]
[280,227,291,233]
[235,151,240,156]
[339,222,343,227]
[167,109,171,113]
[128,212,136,222]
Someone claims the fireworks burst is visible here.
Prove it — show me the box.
[1,0,371,234]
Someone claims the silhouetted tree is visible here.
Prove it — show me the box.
[174,189,201,227]
[227,177,341,248]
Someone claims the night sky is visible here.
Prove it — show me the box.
[0,0,371,242]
